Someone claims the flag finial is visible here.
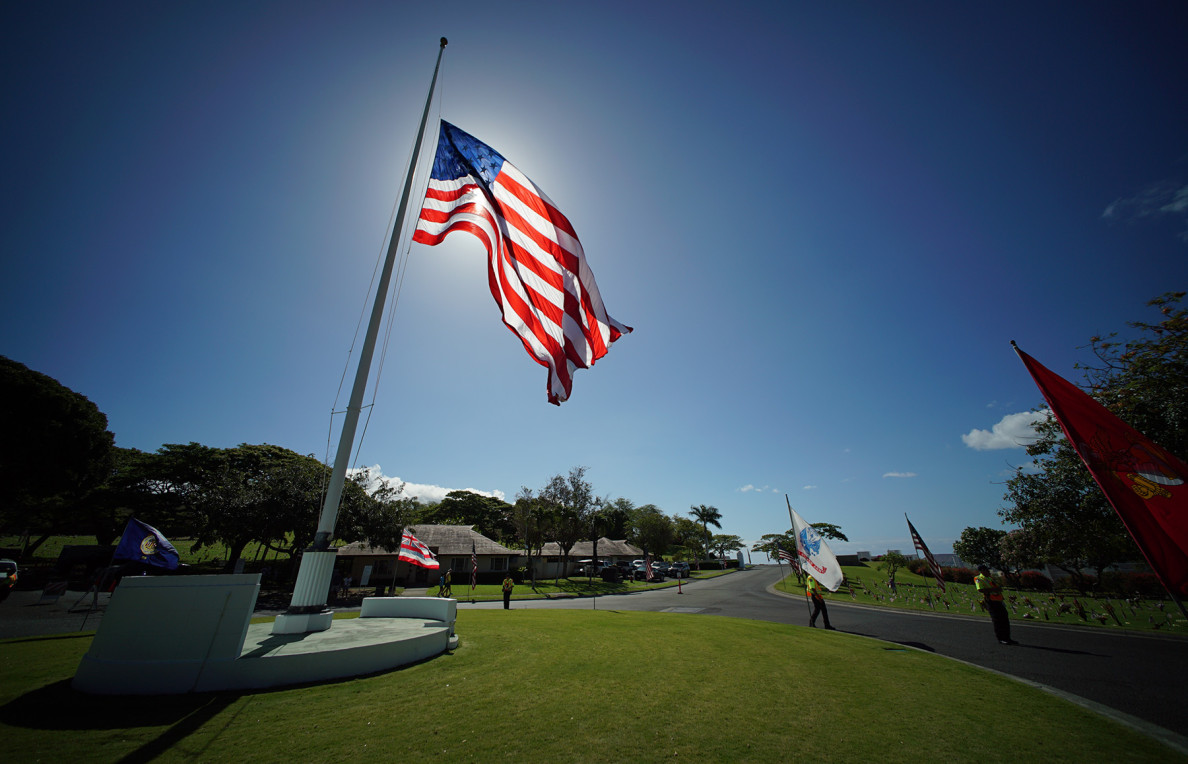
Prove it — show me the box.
[440,37,448,48]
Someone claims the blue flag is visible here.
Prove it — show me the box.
[113,518,179,570]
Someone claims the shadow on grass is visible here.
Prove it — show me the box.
[0,679,238,732]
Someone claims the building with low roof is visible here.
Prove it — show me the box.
[336,524,518,590]
[526,538,644,579]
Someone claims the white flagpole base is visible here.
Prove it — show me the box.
[271,550,337,635]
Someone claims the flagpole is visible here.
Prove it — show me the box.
[274,38,448,635]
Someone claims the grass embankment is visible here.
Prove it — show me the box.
[775,564,1188,633]
[2,609,1182,763]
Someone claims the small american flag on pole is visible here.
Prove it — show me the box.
[414,121,631,405]
[397,529,439,570]
[776,542,796,565]
[906,515,945,593]
[470,541,477,591]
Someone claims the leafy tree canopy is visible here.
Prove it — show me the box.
[0,356,115,556]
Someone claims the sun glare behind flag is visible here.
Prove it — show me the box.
[906,514,946,592]
[1014,343,1188,600]
[398,530,439,570]
[413,121,631,405]
[113,517,179,570]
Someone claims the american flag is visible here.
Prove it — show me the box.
[414,121,631,405]
[906,515,945,592]
[470,541,477,591]
[397,529,439,570]
[775,542,796,565]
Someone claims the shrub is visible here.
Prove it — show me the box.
[1101,571,1163,597]
[942,566,976,585]
[906,558,930,576]
[1012,570,1053,591]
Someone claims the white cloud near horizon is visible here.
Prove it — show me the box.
[962,410,1045,450]
[739,484,779,493]
[349,465,506,504]
[882,472,917,478]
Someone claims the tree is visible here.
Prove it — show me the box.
[1000,443,1133,592]
[630,505,674,559]
[415,490,514,542]
[952,526,1008,570]
[669,514,704,560]
[0,356,115,556]
[688,504,723,563]
[880,551,909,586]
[709,533,743,562]
[1080,291,1188,459]
[752,532,795,560]
[512,489,554,585]
[809,523,849,542]
[538,466,596,580]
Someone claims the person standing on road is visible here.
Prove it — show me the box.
[502,574,514,609]
[806,575,835,630]
[976,565,1017,645]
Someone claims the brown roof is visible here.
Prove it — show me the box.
[535,538,643,558]
[336,524,517,557]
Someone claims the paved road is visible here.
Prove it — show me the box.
[4,567,1186,751]
[459,565,1188,749]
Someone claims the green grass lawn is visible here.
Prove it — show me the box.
[1,610,1182,763]
[775,564,1188,634]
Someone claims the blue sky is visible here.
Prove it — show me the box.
[4,2,1187,559]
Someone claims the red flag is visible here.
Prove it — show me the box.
[414,121,631,405]
[397,529,439,570]
[905,514,946,593]
[1014,343,1188,598]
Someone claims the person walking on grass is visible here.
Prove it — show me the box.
[502,574,514,609]
[806,575,835,630]
[976,565,1017,645]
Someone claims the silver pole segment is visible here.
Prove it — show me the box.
[280,38,447,624]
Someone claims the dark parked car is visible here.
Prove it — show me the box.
[668,562,691,578]
[0,559,17,601]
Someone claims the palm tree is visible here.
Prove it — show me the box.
[688,504,722,566]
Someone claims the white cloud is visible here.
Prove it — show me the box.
[962,410,1045,451]
[803,485,817,491]
[1103,179,1188,242]
[738,484,778,493]
[882,472,917,479]
[348,465,506,503]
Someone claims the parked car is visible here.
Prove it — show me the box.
[651,561,672,576]
[668,562,691,578]
[0,559,17,601]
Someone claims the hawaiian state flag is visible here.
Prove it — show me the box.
[397,530,439,570]
[1015,344,1188,598]
[413,121,631,405]
[906,514,946,593]
[787,499,844,591]
[112,517,179,570]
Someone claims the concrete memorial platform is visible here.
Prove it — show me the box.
[72,574,458,695]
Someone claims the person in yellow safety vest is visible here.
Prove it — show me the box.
[805,575,835,630]
[976,565,1017,645]
[502,574,514,610]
